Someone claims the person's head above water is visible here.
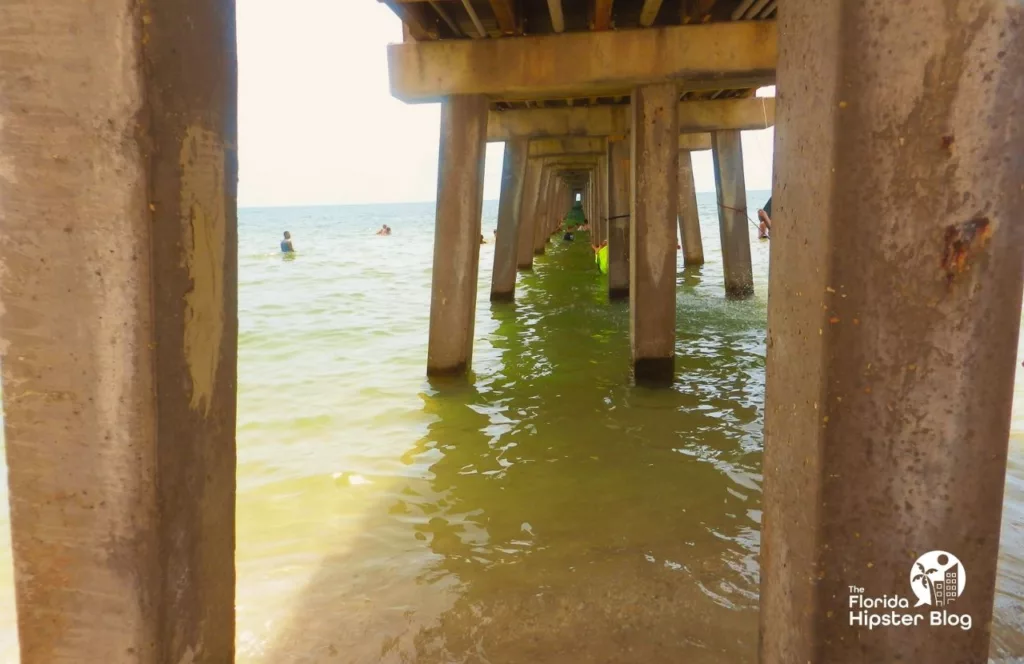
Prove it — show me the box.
[284,231,292,240]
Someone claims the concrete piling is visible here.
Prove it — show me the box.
[629,83,679,386]
[517,159,543,270]
[427,94,488,376]
[607,137,630,300]
[712,130,754,297]
[533,167,551,255]
[760,1,1024,662]
[491,136,529,301]
[0,0,239,660]
[678,149,705,266]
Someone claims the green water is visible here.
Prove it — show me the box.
[0,195,1021,662]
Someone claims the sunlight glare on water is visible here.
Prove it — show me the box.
[0,193,1021,662]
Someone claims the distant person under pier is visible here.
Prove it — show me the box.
[757,197,772,240]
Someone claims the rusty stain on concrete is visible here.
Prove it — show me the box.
[180,125,226,414]
[941,216,992,285]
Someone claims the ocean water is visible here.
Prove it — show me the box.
[0,192,1021,662]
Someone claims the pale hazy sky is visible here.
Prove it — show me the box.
[237,0,775,207]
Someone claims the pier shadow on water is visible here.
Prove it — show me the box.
[257,237,767,663]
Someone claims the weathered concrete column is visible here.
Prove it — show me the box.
[549,177,560,235]
[630,83,679,385]
[584,179,592,227]
[569,180,577,229]
[533,168,551,254]
[712,130,753,297]
[491,137,528,301]
[678,149,705,265]
[561,179,570,230]
[598,155,610,243]
[607,137,630,299]
[517,159,543,270]
[557,178,568,233]
[589,169,597,237]
[0,1,238,660]
[761,2,1024,664]
[427,94,488,375]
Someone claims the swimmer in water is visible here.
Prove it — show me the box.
[376,224,392,236]
[281,231,295,253]
[480,234,486,244]
[757,208,772,239]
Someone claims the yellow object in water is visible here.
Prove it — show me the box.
[597,245,609,275]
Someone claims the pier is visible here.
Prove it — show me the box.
[0,0,1021,662]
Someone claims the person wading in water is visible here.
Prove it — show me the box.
[281,231,295,253]
[757,197,772,239]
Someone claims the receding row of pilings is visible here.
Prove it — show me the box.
[428,98,755,385]
[0,1,1021,663]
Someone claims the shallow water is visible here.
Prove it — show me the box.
[0,193,1021,662]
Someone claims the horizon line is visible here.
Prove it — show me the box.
[238,189,772,210]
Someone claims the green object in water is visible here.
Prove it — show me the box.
[597,245,609,274]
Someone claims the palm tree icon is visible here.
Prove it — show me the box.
[913,561,939,604]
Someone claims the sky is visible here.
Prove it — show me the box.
[237,0,775,207]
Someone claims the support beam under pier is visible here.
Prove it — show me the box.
[712,130,754,297]
[388,21,777,103]
[427,94,488,376]
[549,177,561,236]
[584,178,592,228]
[517,159,543,270]
[760,2,1024,663]
[600,155,610,244]
[0,1,238,660]
[533,167,551,255]
[630,83,679,385]
[491,137,528,301]
[607,137,630,301]
[678,149,705,266]
[489,99,775,142]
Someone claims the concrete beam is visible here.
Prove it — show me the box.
[639,0,665,26]
[546,0,565,32]
[427,95,488,376]
[630,82,679,385]
[516,159,543,269]
[389,21,777,102]
[488,98,774,141]
[713,130,754,297]
[593,0,614,30]
[380,0,441,40]
[678,149,705,266]
[487,0,518,34]
[529,137,605,157]
[677,133,712,151]
[607,137,630,300]
[533,155,601,167]
[761,1,1024,662]
[528,134,710,156]
[0,0,238,660]
[491,136,528,300]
